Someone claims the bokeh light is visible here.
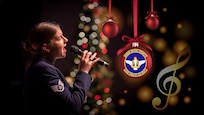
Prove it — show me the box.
[173,40,189,54]
[159,26,167,34]
[162,7,167,12]
[178,73,185,80]
[168,95,179,106]
[184,65,197,79]
[137,85,154,103]
[118,98,126,106]
[162,50,177,66]
[153,37,167,52]
[174,20,194,40]
[183,96,191,104]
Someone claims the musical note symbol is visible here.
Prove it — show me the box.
[152,46,191,110]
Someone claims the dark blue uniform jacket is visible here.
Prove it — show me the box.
[23,56,92,115]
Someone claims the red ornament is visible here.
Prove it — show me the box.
[102,19,119,38]
[145,15,159,30]
[116,35,154,78]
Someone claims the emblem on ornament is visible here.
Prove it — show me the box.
[122,48,148,78]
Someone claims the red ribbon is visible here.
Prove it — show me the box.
[116,34,153,56]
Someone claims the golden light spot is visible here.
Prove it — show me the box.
[153,38,167,52]
[163,7,167,12]
[83,25,90,32]
[177,23,182,29]
[168,95,179,106]
[159,26,167,34]
[118,98,126,106]
[187,87,191,91]
[183,96,191,104]
[184,65,197,79]
[162,50,177,66]
[173,40,189,54]
[179,73,185,80]
[65,76,74,84]
[174,20,194,40]
[137,86,154,103]
[143,34,151,43]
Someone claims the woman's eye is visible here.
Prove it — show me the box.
[56,36,62,40]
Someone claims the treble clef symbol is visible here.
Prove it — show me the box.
[152,46,191,110]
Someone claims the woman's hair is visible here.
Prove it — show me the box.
[22,21,60,55]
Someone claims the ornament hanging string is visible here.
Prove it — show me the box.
[145,0,159,30]
[133,0,138,38]
[101,0,119,38]
[117,0,153,56]
[108,0,112,18]
[102,0,115,21]
[145,0,158,19]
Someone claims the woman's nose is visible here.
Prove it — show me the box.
[64,36,68,42]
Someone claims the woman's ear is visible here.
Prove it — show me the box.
[42,43,50,52]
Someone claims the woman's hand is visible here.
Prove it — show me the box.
[78,50,100,74]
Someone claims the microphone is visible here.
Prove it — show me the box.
[70,45,109,67]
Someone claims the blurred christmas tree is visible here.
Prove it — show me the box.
[66,0,117,115]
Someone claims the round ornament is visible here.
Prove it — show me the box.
[145,15,159,30]
[102,18,119,38]
[119,42,153,78]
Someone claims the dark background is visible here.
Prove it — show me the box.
[2,0,202,114]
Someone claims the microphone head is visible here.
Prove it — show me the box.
[70,45,82,54]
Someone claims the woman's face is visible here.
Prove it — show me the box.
[46,28,68,61]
